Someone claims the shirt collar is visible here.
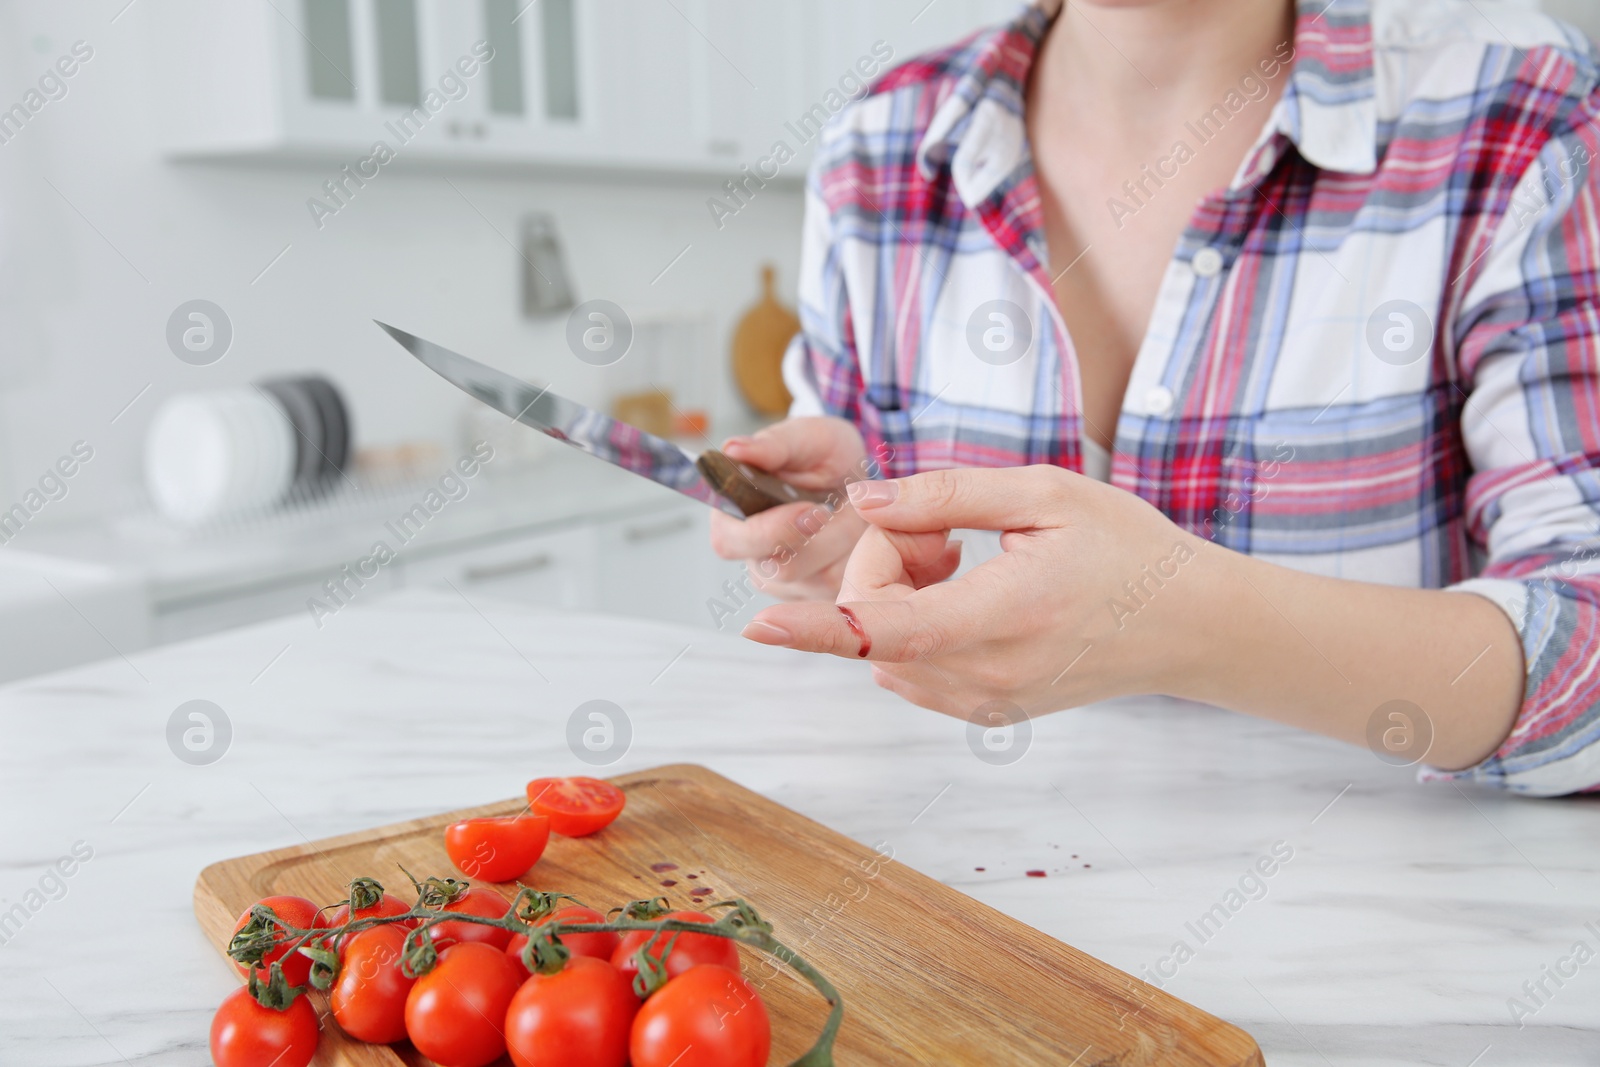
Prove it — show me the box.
[916,0,1379,197]
[915,1,1052,195]
[1272,0,1378,176]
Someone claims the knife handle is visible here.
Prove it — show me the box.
[695,450,842,518]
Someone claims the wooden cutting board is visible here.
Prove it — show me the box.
[194,764,1262,1067]
[731,264,798,416]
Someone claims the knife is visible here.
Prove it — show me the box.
[376,321,838,519]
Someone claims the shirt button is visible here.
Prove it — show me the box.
[1191,246,1224,277]
[1144,385,1174,416]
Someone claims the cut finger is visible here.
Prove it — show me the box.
[745,579,984,664]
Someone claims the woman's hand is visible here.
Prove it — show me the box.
[739,465,1213,717]
[738,464,1526,772]
[709,417,954,601]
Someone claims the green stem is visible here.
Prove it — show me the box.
[228,885,842,1067]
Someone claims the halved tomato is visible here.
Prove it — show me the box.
[444,814,551,883]
[525,777,625,837]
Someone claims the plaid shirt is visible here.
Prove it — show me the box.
[782,0,1600,795]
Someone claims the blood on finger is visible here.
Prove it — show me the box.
[838,605,871,658]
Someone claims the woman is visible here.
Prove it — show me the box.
[711,0,1600,796]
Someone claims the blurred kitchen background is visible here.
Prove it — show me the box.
[0,0,1595,685]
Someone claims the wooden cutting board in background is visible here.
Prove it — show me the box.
[194,765,1263,1067]
[731,265,798,416]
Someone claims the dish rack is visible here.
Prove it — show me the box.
[117,456,476,545]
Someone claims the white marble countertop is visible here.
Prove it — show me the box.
[1,588,1595,1066]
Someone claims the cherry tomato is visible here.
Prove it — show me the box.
[210,986,319,1067]
[330,925,415,1044]
[611,911,740,982]
[631,965,770,1067]
[444,814,551,882]
[525,777,626,837]
[231,895,327,987]
[405,941,522,1067]
[426,886,513,950]
[505,955,639,1067]
[326,892,415,953]
[506,905,621,976]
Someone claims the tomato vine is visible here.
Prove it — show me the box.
[228,874,844,1067]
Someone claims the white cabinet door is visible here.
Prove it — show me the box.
[154,0,614,166]
[400,525,598,608]
[687,0,808,169]
[154,565,402,644]
[803,0,1014,97]
[582,0,701,169]
[593,505,707,626]
[277,0,429,149]
[593,503,779,630]
[439,0,613,163]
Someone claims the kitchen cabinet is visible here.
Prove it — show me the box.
[149,0,777,174]
[0,555,151,684]
[397,500,769,630]
[144,499,753,643]
[595,504,776,632]
[798,0,1018,103]
[148,0,1012,177]
[688,0,807,168]
[20,456,766,681]
[594,505,714,627]
[153,561,403,644]
[150,0,597,164]
[398,520,598,607]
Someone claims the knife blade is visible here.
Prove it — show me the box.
[375,321,837,519]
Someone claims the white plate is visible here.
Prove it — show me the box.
[229,389,290,511]
[144,389,295,523]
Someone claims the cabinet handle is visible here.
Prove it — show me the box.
[624,515,693,543]
[462,552,553,581]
